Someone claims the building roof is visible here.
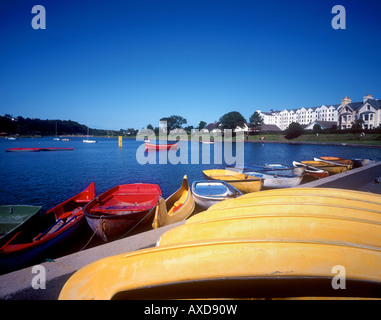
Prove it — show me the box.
[260,124,282,131]
[304,120,337,130]
[205,121,220,131]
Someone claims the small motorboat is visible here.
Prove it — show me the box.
[191,180,243,210]
[0,183,95,274]
[145,142,178,151]
[59,188,381,300]
[84,183,162,242]
[152,175,195,229]
[202,169,263,193]
[293,161,329,179]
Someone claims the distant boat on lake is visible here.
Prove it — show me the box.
[83,126,96,143]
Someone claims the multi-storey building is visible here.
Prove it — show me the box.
[338,94,381,130]
[258,94,380,131]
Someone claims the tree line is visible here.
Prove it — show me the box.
[0,114,125,137]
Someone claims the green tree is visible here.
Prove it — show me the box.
[184,125,194,133]
[285,122,304,140]
[146,124,154,130]
[219,111,246,130]
[160,115,187,131]
[312,124,323,134]
[249,111,264,131]
[197,121,207,130]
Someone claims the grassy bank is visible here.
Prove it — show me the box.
[248,133,381,146]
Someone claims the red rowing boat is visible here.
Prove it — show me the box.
[0,183,95,274]
[145,142,178,151]
[84,183,162,242]
[6,148,74,152]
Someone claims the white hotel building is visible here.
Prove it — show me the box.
[257,94,381,131]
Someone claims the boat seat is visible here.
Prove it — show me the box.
[168,190,189,215]
[91,205,153,215]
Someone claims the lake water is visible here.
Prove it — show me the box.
[1,137,381,212]
[1,137,381,262]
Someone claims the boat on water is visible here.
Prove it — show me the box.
[315,157,354,168]
[0,183,95,275]
[152,175,195,229]
[83,139,96,143]
[83,127,96,143]
[299,160,350,175]
[227,164,304,189]
[191,180,243,209]
[145,142,178,151]
[241,170,303,189]
[292,161,329,179]
[0,206,42,239]
[202,169,263,193]
[264,163,305,177]
[5,147,74,152]
[352,158,376,168]
[84,183,162,242]
[228,163,305,177]
[59,188,381,300]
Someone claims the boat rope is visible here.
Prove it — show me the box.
[79,215,104,252]
[116,201,159,241]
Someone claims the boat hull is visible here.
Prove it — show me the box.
[59,188,381,300]
[300,160,349,175]
[314,157,353,169]
[203,169,263,194]
[84,183,161,241]
[145,142,178,150]
[85,209,155,242]
[192,180,243,209]
[0,206,42,238]
[0,183,95,274]
[153,176,195,229]
[292,161,329,179]
[5,148,74,152]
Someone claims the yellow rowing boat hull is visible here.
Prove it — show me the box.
[301,160,350,174]
[59,188,381,300]
[152,175,195,229]
[202,169,263,193]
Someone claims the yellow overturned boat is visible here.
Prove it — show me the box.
[202,169,263,193]
[59,188,381,300]
[152,175,195,229]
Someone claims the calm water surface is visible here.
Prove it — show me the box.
[1,137,381,212]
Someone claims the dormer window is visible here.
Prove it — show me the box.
[367,105,370,110]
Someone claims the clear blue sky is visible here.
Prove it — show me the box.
[1,0,381,130]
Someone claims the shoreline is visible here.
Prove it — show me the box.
[3,135,381,149]
[245,139,381,149]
